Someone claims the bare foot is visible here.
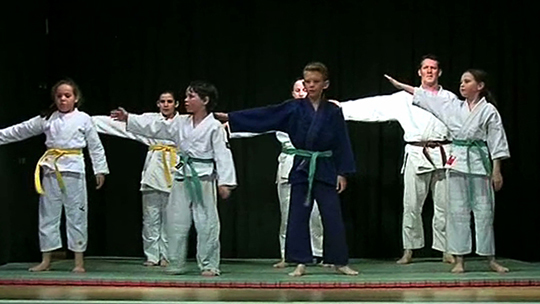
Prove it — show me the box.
[28,262,50,272]
[73,252,85,273]
[489,260,509,273]
[443,252,455,264]
[397,250,413,264]
[335,265,359,276]
[201,270,219,276]
[143,261,158,266]
[451,263,465,273]
[288,264,306,277]
[159,259,169,267]
[273,260,289,268]
[72,266,86,273]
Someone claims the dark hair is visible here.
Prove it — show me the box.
[40,78,83,119]
[465,69,496,105]
[418,54,441,70]
[187,80,218,111]
[291,77,304,89]
[303,62,329,81]
[159,90,176,100]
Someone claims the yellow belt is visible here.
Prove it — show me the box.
[149,144,177,188]
[34,148,83,195]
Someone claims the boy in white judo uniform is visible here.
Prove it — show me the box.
[111,81,236,276]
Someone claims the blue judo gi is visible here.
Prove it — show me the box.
[229,98,356,265]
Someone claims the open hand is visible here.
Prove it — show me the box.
[384,74,414,94]
[111,107,129,122]
[214,112,229,123]
[384,74,404,89]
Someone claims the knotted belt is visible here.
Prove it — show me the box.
[149,144,177,188]
[34,148,83,195]
[282,147,332,206]
[407,140,451,168]
[175,153,214,203]
[453,139,492,205]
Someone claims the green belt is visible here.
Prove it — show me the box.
[453,140,491,175]
[282,147,332,206]
[452,139,492,206]
[175,153,214,203]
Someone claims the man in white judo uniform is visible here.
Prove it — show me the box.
[339,55,457,264]
[386,68,510,273]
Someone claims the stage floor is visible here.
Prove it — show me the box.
[1,257,540,289]
[2,258,540,303]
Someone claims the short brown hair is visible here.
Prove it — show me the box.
[303,62,329,81]
[418,54,440,70]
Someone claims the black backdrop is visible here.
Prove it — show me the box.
[1,0,538,265]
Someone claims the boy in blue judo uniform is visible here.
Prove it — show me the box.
[215,62,357,276]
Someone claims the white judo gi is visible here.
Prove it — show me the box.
[126,113,236,274]
[340,88,456,252]
[230,130,324,259]
[93,113,179,264]
[412,89,510,255]
[0,109,109,253]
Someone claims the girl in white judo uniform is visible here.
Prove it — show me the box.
[111,81,236,276]
[386,69,510,273]
[228,79,325,268]
[93,91,179,267]
[0,79,109,273]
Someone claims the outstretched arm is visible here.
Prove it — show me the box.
[110,107,129,122]
[228,101,293,134]
[224,121,272,139]
[384,74,415,94]
[338,73,418,123]
[111,107,178,142]
[411,88,462,132]
[0,116,45,146]
[339,91,409,123]
[214,112,229,123]
[92,115,153,145]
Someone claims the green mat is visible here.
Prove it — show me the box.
[1,257,539,288]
